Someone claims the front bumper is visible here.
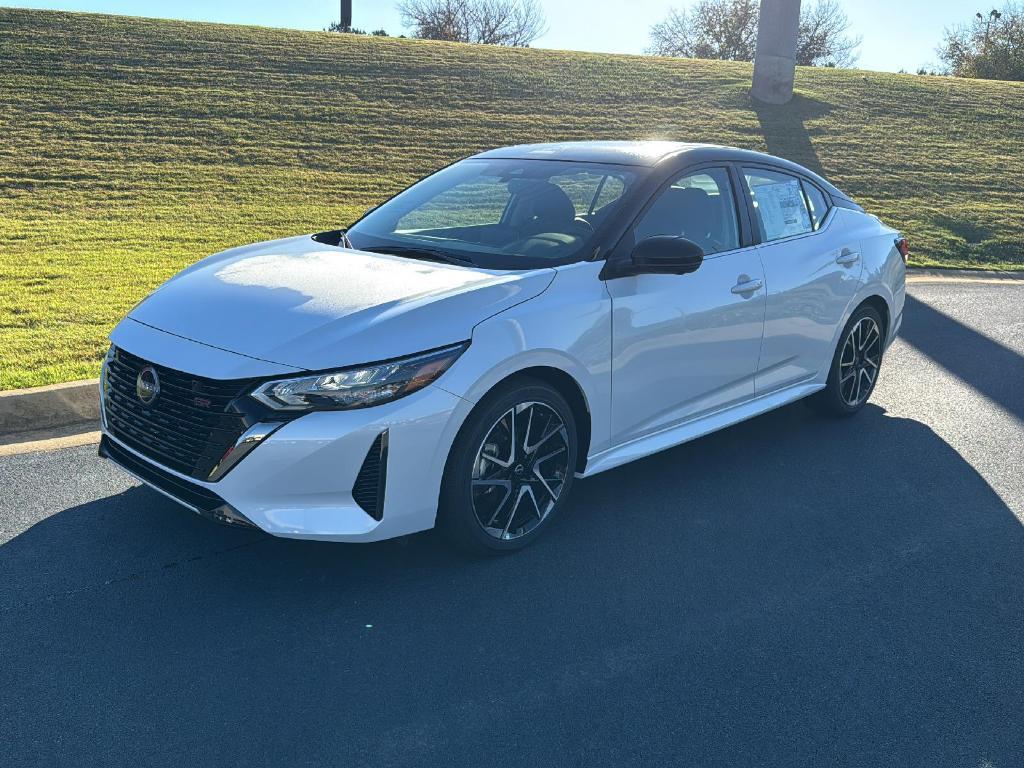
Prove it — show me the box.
[99,435,257,528]
[100,384,471,542]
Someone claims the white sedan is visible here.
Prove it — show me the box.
[99,141,907,552]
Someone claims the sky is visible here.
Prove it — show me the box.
[5,0,979,73]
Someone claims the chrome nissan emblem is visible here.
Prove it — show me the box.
[136,365,160,404]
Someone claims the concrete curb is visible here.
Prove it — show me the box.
[0,429,101,457]
[907,267,1024,282]
[0,266,1021,445]
[0,379,100,438]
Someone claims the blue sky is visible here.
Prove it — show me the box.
[6,0,976,72]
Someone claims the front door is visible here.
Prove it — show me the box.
[607,167,767,445]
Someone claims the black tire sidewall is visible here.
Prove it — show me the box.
[438,378,578,554]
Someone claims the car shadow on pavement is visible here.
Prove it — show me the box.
[901,293,1024,422]
[2,403,1023,767]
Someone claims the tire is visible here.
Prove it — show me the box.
[809,304,886,417]
[437,377,578,554]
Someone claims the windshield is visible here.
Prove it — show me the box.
[347,158,639,270]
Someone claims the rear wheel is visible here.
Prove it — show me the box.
[810,304,885,416]
[438,378,578,554]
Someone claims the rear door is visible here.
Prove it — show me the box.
[741,167,863,394]
[606,166,766,445]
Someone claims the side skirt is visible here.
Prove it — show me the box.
[580,381,824,478]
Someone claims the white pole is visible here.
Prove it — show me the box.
[752,0,802,104]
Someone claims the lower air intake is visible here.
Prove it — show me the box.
[352,431,388,521]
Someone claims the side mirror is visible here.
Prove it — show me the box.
[625,236,704,276]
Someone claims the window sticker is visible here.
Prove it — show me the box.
[754,180,812,240]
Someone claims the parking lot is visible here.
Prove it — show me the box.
[2,279,1022,767]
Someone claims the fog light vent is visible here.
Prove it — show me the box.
[352,431,388,521]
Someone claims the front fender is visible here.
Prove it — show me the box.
[436,261,613,458]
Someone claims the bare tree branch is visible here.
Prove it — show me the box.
[648,0,861,68]
[398,0,546,46]
[797,0,861,67]
[647,0,758,60]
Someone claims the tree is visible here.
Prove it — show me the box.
[937,4,1024,81]
[648,0,861,67]
[326,22,367,33]
[326,24,390,36]
[796,0,860,67]
[397,0,546,46]
[648,0,759,60]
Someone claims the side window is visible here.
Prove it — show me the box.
[802,181,830,230]
[632,167,740,255]
[743,168,813,242]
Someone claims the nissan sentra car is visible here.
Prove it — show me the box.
[99,141,907,553]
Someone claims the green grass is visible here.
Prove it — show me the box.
[1,8,1023,389]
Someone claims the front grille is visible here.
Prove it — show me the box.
[103,347,256,480]
[352,431,388,520]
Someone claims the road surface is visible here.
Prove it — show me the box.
[2,280,1022,767]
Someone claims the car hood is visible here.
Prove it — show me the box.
[126,235,555,371]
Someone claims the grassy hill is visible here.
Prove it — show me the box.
[1,8,1023,389]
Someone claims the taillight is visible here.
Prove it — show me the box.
[895,237,909,262]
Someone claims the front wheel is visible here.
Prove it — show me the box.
[438,378,578,554]
[810,304,886,416]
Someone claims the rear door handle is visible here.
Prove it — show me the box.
[836,248,861,266]
[731,278,763,295]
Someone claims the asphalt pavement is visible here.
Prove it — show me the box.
[2,280,1022,767]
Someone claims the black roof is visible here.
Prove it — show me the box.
[472,141,851,202]
[474,141,707,167]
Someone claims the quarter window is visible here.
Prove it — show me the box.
[802,181,830,230]
[744,168,814,242]
[632,167,740,255]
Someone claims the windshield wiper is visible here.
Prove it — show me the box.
[361,246,474,266]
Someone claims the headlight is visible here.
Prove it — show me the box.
[250,342,468,412]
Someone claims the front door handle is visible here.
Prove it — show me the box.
[836,248,861,266]
[731,278,763,295]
